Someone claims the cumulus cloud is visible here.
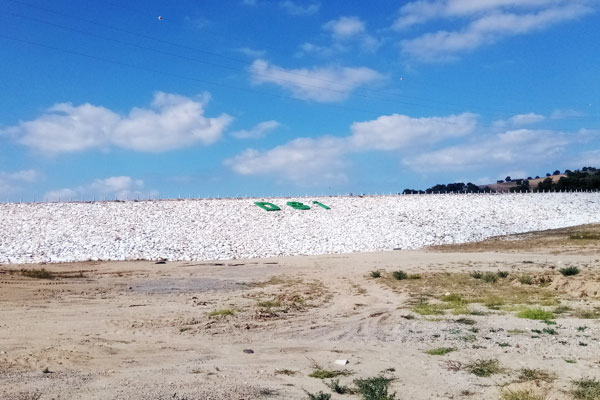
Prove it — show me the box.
[509,113,546,125]
[280,1,320,16]
[4,92,232,154]
[323,16,366,39]
[404,129,571,171]
[225,136,348,185]
[298,16,380,58]
[0,169,40,195]
[232,120,281,139]
[226,112,480,185]
[44,176,158,202]
[395,1,594,61]
[494,112,546,127]
[349,113,477,150]
[249,59,382,102]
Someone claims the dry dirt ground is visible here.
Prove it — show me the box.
[1,225,600,399]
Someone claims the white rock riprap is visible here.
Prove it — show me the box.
[1,193,599,264]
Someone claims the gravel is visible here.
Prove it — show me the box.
[1,193,599,264]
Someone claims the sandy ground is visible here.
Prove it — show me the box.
[1,225,600,399]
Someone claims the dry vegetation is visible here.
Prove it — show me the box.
[1,225,600,399]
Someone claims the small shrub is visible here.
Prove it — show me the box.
[470,271,483,279]
[542,327,557,335]
[309,369,351,379]
[565,359,576,364]
[500,388,546,400]
[425,347,455,356]
[208,308,234,317]
[482,272,498,283]
[518,368,556,382]
[572,378,600,400]
[304,390,331,400]
[517,308,554,321]
[370,271,382,278]
[392,270,408,280]
[326,379,353,394]
[354,376,395,400]
[559,266,580,276]
[497,271,509,278]
[518,275,534,285]
[465,359,503,377]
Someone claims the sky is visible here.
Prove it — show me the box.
[1,0,599,201]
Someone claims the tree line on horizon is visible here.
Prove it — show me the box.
[402,166,599,194]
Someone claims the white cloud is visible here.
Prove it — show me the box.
[494,112,546,127]
[0,169,39,195]
[396,1,594,61]
[236,47,266,58]
[509,113,546,125]
[44,176,158,202]
[296,42,340,58]
[575,148,600,167]
[323,16,366,39]
[225,136,348,185]
[4,92,232,154]
[404,129,570,171]
[349,113,477,150]
[280,1,320,16]
[249,59,382,102]
[227,112,480,185]
[303,16,380,56]
[232,120,281,139]
[551,109,586,119]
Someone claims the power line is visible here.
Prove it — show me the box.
[4,0,565,118]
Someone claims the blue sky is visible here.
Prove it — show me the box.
[1,0,599,201]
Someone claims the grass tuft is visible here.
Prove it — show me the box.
[497,271,509,278]
[465,359,503,377]
[412,303,445,316]
[425,347,455,356]
[500,388,547,400]
[517,308,554,321]
[208,308,235,317]
[325,379,354,394]
[274,369,297,376]
[559,266,580,276]
[304,390,331,400]
[370,270,382,278]
[518,368,556,382]
[257,300,281,308]
[572,378,600,400]
[518,275,534,285]
[309,368,352,379]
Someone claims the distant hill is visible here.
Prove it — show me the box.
[403,167,598,194]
